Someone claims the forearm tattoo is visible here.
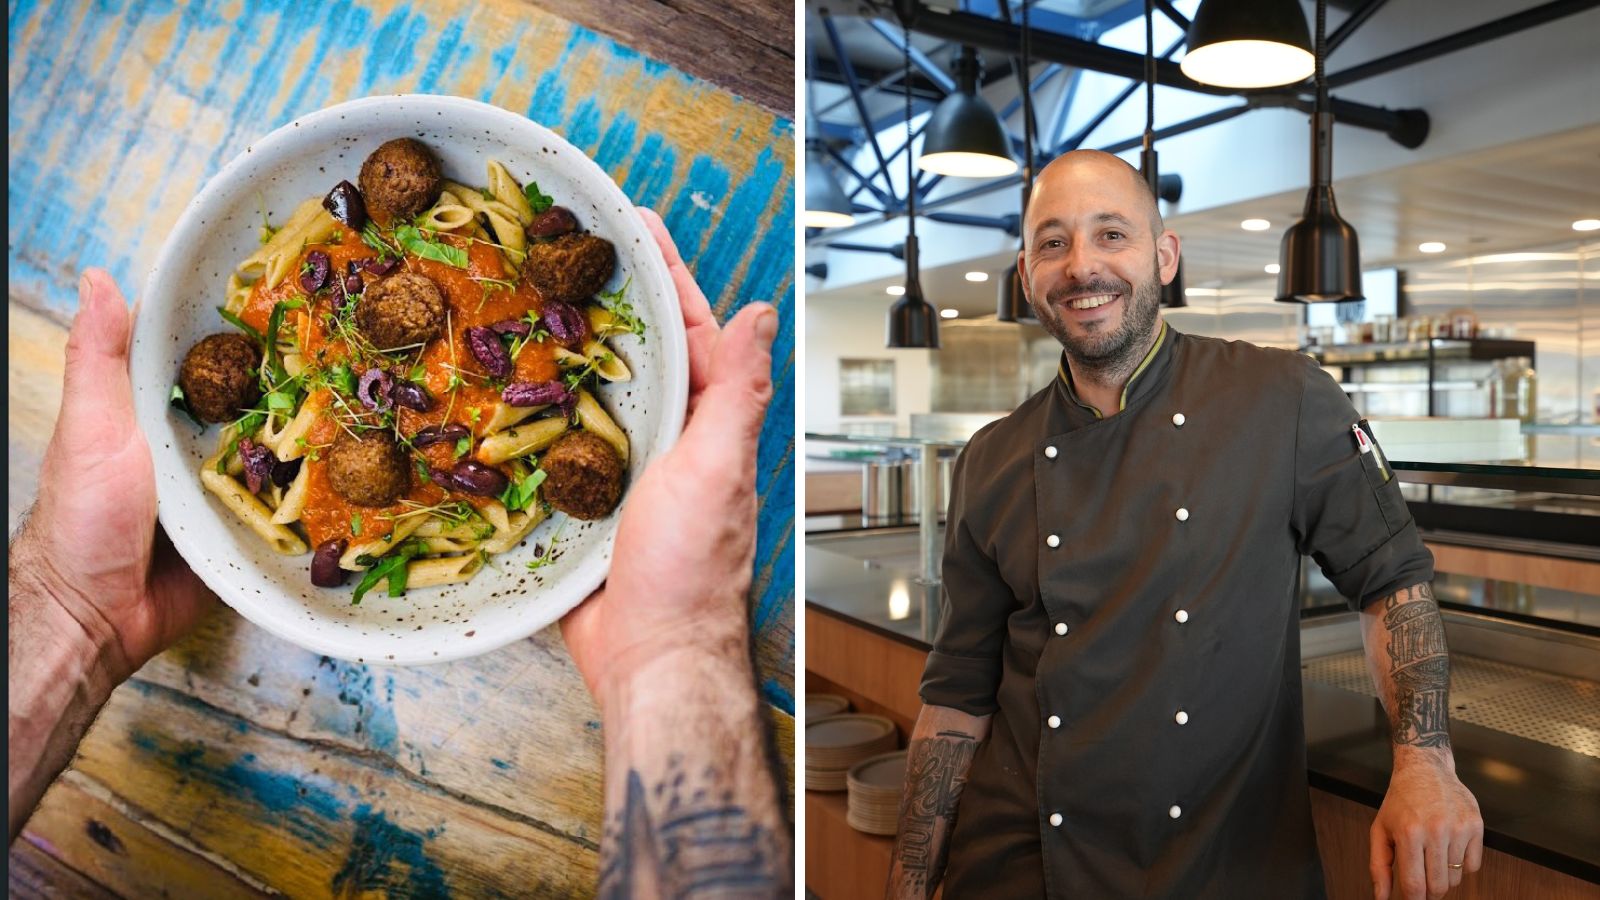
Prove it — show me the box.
[598,756,787,898]
[1381,583,1453,749]
[892,730,979,896]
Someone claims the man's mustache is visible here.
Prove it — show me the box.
[1045,279,1132,304]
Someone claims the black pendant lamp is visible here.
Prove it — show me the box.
[1139,0,1185,309]
[997,0,1038,323]
[1276,0,1363,304]
[803,138,856,229]
[1182,0,1314,89]
[888,17,939,348]
[918,46,1018,179]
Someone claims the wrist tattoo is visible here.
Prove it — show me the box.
[893,730,978,895]
[598,755,786,898]
[1382,584,1452,749]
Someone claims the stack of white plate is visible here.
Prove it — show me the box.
[806,714,897,791]
[847,750,907,835]
[805,693,850,721]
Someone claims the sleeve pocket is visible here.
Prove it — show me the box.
[1355,419,1409,535]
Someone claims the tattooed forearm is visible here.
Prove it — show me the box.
[598,650,791,899]
[598,757,787,898]
[887,706,989,900]
[1372,583,1453,750]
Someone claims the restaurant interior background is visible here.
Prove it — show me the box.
[800,1,1599,898]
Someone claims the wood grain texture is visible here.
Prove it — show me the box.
[806,789,895,900]
[8,0,796,894]
[1310,788,1600,900]
[1427,542,1600,596]
[806,607,929,733]
[518,0,794,116]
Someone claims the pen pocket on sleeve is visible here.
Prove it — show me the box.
[1354,420,1408,535]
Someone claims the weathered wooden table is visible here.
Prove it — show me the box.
[7,0,795,895]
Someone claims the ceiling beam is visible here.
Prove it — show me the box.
[1328,0,1600,89]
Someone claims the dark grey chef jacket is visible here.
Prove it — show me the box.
[921,323,1433,898]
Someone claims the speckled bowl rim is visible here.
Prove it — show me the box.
[133,94,687,666]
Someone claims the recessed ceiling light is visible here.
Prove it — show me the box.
[940,308,960,319]
[1574,219,1600,232]
[1264,263,1281,274]
[964,271,989,282]
[886,285,905,296]
[1241,218,1271,231]
[1419,242,1447,253]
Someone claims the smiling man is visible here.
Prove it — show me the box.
[885,151,1482,900]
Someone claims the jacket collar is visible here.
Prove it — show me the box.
[1055,320,1174,423]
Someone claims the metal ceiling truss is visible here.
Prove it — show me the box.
[807,0,1600,249]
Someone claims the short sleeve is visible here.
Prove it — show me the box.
[1291,359,1434,610]
[919,445,1012,715]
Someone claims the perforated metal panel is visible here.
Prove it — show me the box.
[1303,651,1600,759]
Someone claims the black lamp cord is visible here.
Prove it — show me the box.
[1144,0,1154,155]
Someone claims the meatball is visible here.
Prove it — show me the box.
[358,138,443,228]
[356,272,446,350]
[326,430,411,507]
[520,233,615,303]
[541,430,624,521]
[178,333,261,423]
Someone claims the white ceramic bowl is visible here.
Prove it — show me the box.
[131,94,687,665]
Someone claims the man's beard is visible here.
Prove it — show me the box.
[1031,261,1162,381]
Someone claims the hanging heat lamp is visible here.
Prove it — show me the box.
[1181,0,1314,89]
[1139,0,1185,309]
[802,38,855,229]
[918,46,1018,179]
[803,138,856,229]
[997,0,1038,323]
[888,16,939,348]
[1276,0,1363,304]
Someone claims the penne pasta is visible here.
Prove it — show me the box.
[274,392,323,460]
[421,195,475,232]
[201,468,309,555]
[477,416,568,465]
[482,505,548,554]
[340,516,426,571]
[405,552,485,589]
[480,499,511,535]
[487,160,533,224]
[575,389,629,464]
[587,306,633,338]
[270,463,311,525]
[416,536,478,555]
[583,340,632,383]
[480,400,541,435]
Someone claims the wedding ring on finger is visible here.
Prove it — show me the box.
[1448,863,1464,869]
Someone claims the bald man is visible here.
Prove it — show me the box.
[885,151,1482,900]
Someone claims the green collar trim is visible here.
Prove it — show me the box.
[1058,320,1169,419]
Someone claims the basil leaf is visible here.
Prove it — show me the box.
[169,384,207,429]
[395,224,468,268]
[266,390,295,412]
[453,435,472,460]
[216,306,265,346]
[523,181,554,215]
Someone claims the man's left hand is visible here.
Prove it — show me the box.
[1369,755,1483,900]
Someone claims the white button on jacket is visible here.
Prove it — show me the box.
[1046,534,1061,548]
[1174,609,1189,624]
[1049,813,1063,827]
[1169,805,1182,819]
[1048,715,1061,729]
[1175,508,1189,522]
[1172,413,1185,427]
[1044,445,1058,459]
[1055,622,1069,636]
[1175,710,1189,725]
